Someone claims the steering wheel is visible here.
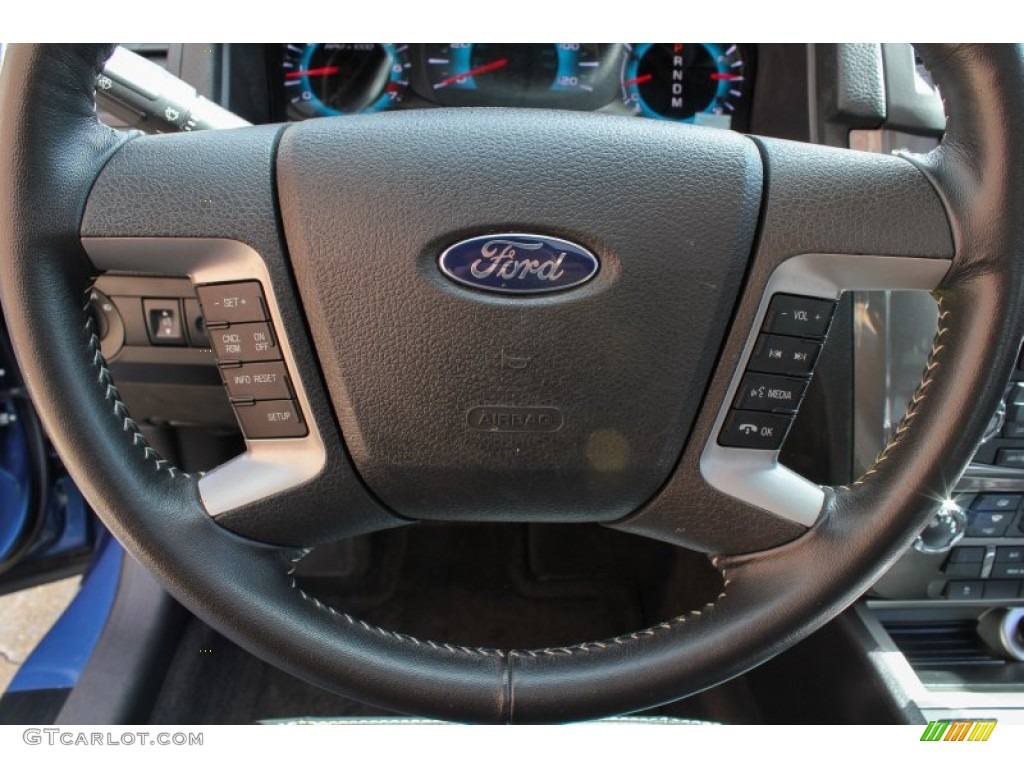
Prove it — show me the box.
[1,44,1022,724]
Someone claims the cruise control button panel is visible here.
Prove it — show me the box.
[718,292,836,451]
[196,281,306,440]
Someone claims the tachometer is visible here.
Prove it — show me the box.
[282,43,409,118]
[621,43,750,128]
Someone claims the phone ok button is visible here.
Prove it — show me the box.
[718,410,794,450]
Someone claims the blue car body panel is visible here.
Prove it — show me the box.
[6,531,121,693]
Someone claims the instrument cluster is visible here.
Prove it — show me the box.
[277,43,754,131]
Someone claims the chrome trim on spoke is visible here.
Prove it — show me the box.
[81,237,326,517]
[700,253,950,528]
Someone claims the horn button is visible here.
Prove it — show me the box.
[276,109,763,522]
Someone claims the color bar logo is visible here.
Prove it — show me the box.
[920,720,996,741]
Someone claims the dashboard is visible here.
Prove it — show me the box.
[271,43,754,131]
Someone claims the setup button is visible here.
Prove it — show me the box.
[233,400,307,439]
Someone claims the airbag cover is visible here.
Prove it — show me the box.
[276,109,762,521]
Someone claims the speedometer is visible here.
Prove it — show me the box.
[421,44,621,107]
[621,43,751,129]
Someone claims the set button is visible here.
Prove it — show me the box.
[196,281,267,325]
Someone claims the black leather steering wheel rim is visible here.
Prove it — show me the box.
[1,44,1023,724]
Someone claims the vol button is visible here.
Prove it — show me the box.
[763,294,835,339]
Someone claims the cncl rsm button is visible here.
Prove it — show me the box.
[210,322,281,362]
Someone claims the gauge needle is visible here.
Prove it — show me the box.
[622,74,654,87]
[286,66,341,79]
[433,58,509,89]
[710,73,743,81]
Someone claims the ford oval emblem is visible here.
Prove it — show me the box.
[438,234,599,295]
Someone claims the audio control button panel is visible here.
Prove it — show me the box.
[717,293,837,450]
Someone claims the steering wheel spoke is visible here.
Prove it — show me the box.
[613,134,956,553]
[74,108,404,548]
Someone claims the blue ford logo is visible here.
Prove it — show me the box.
[438,234,599,295]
